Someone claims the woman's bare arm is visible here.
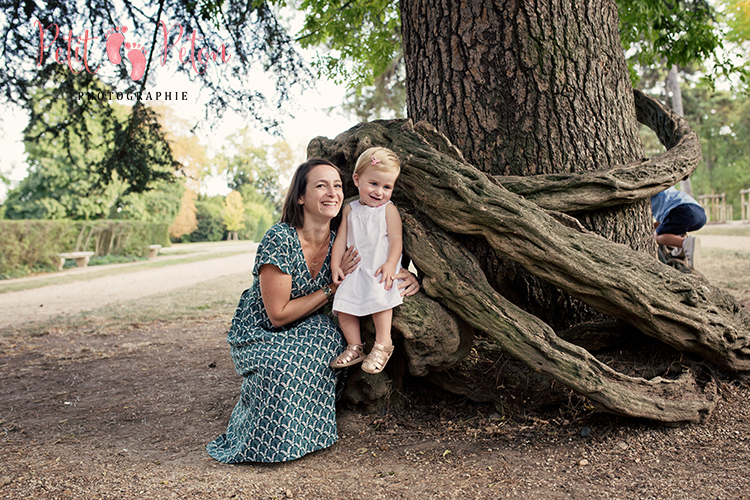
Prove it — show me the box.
[259,265,333,327]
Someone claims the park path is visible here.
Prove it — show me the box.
[0,241,258,329]
[0,236,747,330]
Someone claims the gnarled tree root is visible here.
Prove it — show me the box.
[402,211,716,423]
[389,119,750,371]
[307,100,749,422]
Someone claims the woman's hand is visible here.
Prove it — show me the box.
[340,245,360,276]
[395,268,420,297]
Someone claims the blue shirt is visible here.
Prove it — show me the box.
[650,186,701,222]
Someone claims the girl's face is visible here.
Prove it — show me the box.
[353,167,399,207]
[298,164,344,222]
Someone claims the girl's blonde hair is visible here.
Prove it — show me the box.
[353,147,401,178]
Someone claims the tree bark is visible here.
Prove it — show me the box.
[400,0,656,330]
[401,0,641,177]
[493,90,701,213]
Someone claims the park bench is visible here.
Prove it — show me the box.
[148,244,162,258]
[57,251,95,271]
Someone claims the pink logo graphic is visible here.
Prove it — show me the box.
[34,20,233,82]
[104,26,147,81]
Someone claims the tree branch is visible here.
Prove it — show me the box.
[494,90,702,213]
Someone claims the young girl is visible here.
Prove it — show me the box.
[329,147,403,374]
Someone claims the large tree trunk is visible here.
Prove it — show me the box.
[401,0,641,177]
[400,0,655,329]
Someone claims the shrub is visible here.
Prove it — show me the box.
[0,220,170,279]
[190,201,226,242]
[0,220,79,278]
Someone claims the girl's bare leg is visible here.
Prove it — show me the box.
[331,312,364,368]
[338,312,362,346]
[371,309,393,347]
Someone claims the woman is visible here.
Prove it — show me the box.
[207,158,420,463]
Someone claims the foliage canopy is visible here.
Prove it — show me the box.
[0,0,310,192]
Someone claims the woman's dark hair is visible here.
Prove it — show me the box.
[280,158,344,229]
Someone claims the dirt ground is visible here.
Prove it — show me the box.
[2,236,750,499]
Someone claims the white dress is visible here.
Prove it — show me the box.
[332,200,403,317]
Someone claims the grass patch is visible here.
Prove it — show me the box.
[89,254,149,266]
[700,246,750,306]
[0,250,249,294]
[0,271,250,339]
[60,254,149,270]
[695,224,750,237]
[0,264,59,280]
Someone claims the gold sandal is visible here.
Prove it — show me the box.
[330,344,365,368]
[361,342,395,374]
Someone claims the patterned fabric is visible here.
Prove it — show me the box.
[206,222,344,463]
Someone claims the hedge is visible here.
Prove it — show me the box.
[0,220,170,278]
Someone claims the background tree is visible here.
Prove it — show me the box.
[210,129,289,240]
[213,129,288,206]
[3,73,129,220]
[190,195,227,242]
[234,186,276,241]
[149,104,207,239]
[682,86,750,212]
[3,77,190,226]
[151,103,209,193]
[110,178,184,223]
[168,185,199,239]
[0,0,311,193]
[222,190,245,240]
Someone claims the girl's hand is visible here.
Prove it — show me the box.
[375,263,398,290]
[395,268,420,297]
[331,266,346,285]
[340,246,360,276]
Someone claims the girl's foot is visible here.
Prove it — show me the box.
[361,342,394,374]
[330,344,365,368]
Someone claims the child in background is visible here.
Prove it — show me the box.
[651,186,707,268]
[329,147,403,374]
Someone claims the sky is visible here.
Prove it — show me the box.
[0,11,356,203]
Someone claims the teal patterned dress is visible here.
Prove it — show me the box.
[206,222,345,463]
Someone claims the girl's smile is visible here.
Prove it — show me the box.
[353,168,399,207]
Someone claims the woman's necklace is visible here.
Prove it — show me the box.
[307,234,330,271]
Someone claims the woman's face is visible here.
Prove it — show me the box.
[298,164,344,224]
